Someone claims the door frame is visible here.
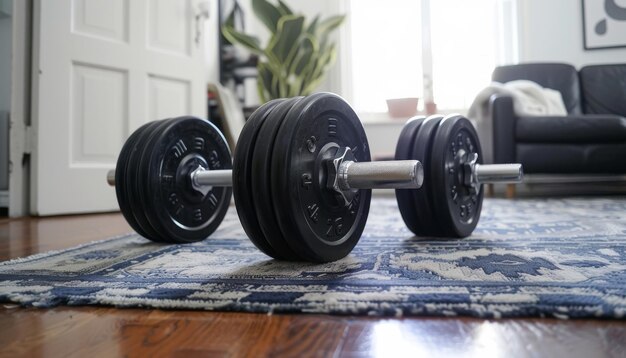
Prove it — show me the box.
[8,0,33,217]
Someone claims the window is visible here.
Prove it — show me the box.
[344,0,518,114]
[348,0,423,113]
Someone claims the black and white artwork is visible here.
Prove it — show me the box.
[583,0,626,49]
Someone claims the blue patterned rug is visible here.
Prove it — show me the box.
[1,198,625,319]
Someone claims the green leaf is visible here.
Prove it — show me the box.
[257,62,272,95]
[256,77,268,103]
[267,15,305,65]
[221,26,263,54]
[289,35,318,76]
[252,0,282,32]
[306,51,324,81]
[306,16,319,34]
[248,6,346,99]
[222,4,241,45]
[304,42,336,91]
[324,43,337,67]
[277,0,293,16]
[317,15,346,37]
[224,8,236,28]
[302,78,322,96]
[257,62,274,102]
[261,61,284,99]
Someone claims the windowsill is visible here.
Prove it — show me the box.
[357,109,469,124]
[357,112,409,125]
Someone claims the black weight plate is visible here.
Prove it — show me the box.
[233,99,285,259]
[135,118,178,243]
[430,115,483,237]
[272,93,372,262]
[394,116,426,235]
[145,117,233,243]
[126,119,169,242]
[252,97,304,260]
[115,121,155,239]
[410,115,445,237]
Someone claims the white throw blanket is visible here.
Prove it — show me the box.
[468,80,568,163]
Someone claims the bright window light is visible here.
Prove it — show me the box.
[347,0,513,113]
[349,0,422,112]
[431,0,499,111]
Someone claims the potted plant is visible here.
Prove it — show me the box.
[222,0,345,102]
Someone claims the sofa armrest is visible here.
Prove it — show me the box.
[489,94,517,163]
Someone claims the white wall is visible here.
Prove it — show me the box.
[518,0,626,67]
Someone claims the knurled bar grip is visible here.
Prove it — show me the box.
[475,164,523,183]
[339,160,424,190]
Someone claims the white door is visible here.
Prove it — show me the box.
[31,0,208,215]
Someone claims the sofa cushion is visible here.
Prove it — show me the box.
[580,64,626,117]
[517,143,626,174]
[515,115,626,143]
[492,63,582,115]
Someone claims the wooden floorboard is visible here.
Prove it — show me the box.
[0,212,625,358]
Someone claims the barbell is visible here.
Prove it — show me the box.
[107,92,522,262]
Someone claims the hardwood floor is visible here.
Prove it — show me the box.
[0,213,625,358]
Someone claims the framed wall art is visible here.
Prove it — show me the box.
[582,0,626,50]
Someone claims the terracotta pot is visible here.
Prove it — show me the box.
[386,97,419,118]
[425,101,438,115]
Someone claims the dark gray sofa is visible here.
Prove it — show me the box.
[490,63,626,179]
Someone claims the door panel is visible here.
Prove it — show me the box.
[71,64,128,164]
[33,0,206,215]
[148,0,192,55]
[148,76,191,120]
[72,0,129,43]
